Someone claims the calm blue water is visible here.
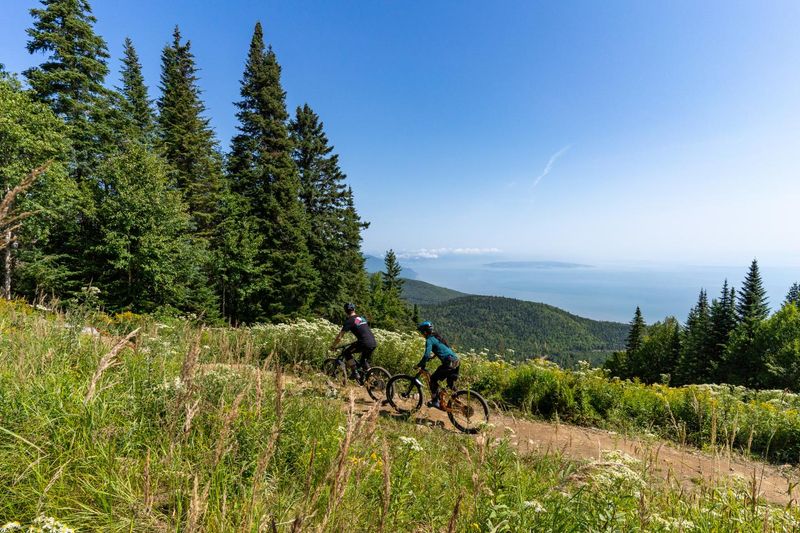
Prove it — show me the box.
[402,258,800,323]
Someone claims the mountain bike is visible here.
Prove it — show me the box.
[386,367,490,434]
[322,343,391,402]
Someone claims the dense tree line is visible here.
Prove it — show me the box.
[0,0,411,327]
[606,260,800,391]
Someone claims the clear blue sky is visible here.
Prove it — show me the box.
[2,0,799,267]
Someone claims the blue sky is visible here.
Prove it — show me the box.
[2,0,799,267]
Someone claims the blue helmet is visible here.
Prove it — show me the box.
[344,302,356,313]
[417,321,433,333]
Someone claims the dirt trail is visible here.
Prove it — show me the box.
[339,383,798,507]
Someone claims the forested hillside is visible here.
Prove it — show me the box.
[419,295,628,365]
[400,278,467,305]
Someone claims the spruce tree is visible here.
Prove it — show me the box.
[157,27,224,236]
[290,103,368,315]
[723,261,770,387]
[709,280,737,381]
[24,0,111,180]
[227,22,318,320]
[117,37,156,142]
[676,289,713,384]
[785,282,800,307]
[383,249,404,294]
[624,306,645,354]
[736,259,769,323]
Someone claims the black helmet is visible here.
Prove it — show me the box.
[344,302,356,313]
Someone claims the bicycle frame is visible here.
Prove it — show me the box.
[413,368,459,414]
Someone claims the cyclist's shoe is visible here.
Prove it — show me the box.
[426,398,441,409]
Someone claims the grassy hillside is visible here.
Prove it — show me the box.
[418,295,628,366]
[400,278,467,305]
[2,302,800,530]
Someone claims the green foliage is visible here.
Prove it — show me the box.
[737,259,769,323]
[227,22,318,321]
[157,27,225,237]
[3,302,800,530]
[761,302,800,389]
[627,317,681,384]
[91,143,217,315]
[785,282,800,307]
[116,37,156,143]
[0,78,81,297]
[24,0,112,181]
[675,289,713,384]
[624,306,645,353]
[290,103,368,317]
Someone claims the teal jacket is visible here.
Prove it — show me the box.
[418,335,459,367]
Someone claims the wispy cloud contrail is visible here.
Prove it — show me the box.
[532,144,572,189]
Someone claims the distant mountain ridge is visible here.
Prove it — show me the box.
[400,278,627,367]
[400,279,467,306]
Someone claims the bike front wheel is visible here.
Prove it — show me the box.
[386,374,423,413]
[447,389,490,434]
[322,357,347,387]
[363,367,391,402]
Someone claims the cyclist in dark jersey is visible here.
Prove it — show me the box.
[329,303,378,380]
[416,321,460,409]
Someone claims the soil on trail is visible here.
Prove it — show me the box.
[340,383,799,507]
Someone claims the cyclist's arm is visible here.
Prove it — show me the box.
[416,337,435,368]
[329,329,346,351]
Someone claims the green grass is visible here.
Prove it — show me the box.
[1,301,799,531]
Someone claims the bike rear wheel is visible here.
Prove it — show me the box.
[447,389,490,434]
[387,374,423,413]
[364,367,391,402]
[322,357,347,387]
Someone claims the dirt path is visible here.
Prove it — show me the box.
[340,383,798,507]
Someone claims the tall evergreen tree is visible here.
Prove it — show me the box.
[709,280,737,381]
[624,306,645,354]
[227,22,318,320]
[24,0,116,298]
[676,289,713,384]
[723,260,770,387]
[157,27,224,236]
[24,0,111,180]
[382,249,404,295]
[117,37,156,142]
[290,103,368,315]
[785,282,800,307]
[736,259,769,323]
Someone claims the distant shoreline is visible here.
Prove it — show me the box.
[484,261,592,269]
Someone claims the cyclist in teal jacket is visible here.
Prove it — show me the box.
[416,321,460,409]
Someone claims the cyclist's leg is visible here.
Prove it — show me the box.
[358,345,375,372]
[446,363,460,390]
[341,343,359,377]
[428,364,448,405]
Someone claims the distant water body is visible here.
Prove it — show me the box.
[402,258,799,324]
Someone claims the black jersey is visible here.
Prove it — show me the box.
[341,315,377,348]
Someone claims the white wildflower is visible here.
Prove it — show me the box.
[0,523,22,532]
[399,436,423,452]
[523,500,546,513]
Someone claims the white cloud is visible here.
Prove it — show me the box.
[396,247,501,260]
[532,145,572,189]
